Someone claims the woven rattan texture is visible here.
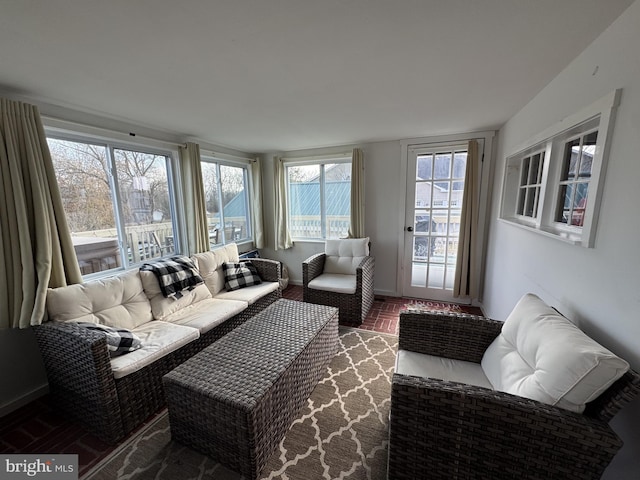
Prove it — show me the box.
[32,266,283,445]
[163,299,339,480]
[388,310,640,480]
[302,253,375,326]
[398,310,502,363]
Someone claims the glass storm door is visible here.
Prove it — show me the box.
[403,144,468,302]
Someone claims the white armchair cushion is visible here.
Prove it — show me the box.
[47,270,153,330]
[481,293,629,413]
[308,273,357,294]
[323,237,369,275]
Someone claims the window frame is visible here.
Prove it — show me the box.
[499,89,620,247]
[45,127,182,279]
[199,154,254,248]
[283,154,352,241]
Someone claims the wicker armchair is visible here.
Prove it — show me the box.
[302,238,374,326]
[388,309,640,480]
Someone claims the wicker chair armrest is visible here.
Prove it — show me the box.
[32,321,117,396]
[355,255,374,280]
[390,373,622,479]
[250,257,282,284]
[398,310,502,363]
[302,253,326,284]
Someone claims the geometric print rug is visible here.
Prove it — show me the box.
[83,327,398,480]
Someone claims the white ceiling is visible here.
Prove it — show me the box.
[0,0,633,152]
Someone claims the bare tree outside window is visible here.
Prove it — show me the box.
[48,138,176,275]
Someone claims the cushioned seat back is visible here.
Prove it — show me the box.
[138,270,211,321]
[191,243,240,295]
[481,293,629,413]
[46,270,153,330]
[323,237,369,275]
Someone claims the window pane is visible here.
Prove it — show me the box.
[434,153,451,180]
[529,154,540,184]
[325,163,350,239]
[562,139,580,181]
[579,131,598,178]
[571,183,589,226]
[556,184,573,224]
[520,156,531,186]
[201,162,222,247]
[453,151,467,179]
[416,154,432,180]
[113,148,175,264]
[48,138,122,275]
[288,165,321,239]
[220,164,250,243]
[415,182,432,207]
[287,162,351,240]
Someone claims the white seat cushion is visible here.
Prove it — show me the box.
[324,237,369,275]
[481,293,629,413]
[111,321,199,379]
[215,281,279,304]
[139,270,212,321]
[308,273,357,294]
[396,350,493,389]
[162,298,248,334]
[47,270,153,330]
[191,243,240,296]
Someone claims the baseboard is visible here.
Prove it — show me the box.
[0,383,49,418]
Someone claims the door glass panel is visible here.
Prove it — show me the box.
[416,154,432,180]
[434,153,451,179]
[407,147,468,299]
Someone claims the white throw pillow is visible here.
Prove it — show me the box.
[481,293,629,413]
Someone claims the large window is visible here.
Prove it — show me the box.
[286,159,351,240]
[200,158,251,248]
[48,137,178,276]
[500,90,620,247]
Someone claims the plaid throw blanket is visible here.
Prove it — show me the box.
[140,256,204,299]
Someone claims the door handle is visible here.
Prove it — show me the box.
[406,226,414,232]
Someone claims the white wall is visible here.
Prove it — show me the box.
[483,1,640,477]
[259,140,403,297]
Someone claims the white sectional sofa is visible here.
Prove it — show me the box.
[33,243,282,443]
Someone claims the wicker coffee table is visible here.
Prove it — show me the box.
[163,299,339,480]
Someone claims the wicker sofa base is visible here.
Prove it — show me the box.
[34,288,281,444]
[163,299,339,480]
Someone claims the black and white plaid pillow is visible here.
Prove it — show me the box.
[75,322,142,357]
[222,261,262,291]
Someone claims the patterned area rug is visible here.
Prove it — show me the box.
[83,327,398,480]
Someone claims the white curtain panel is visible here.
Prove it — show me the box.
[454,139,480,299]
[274,156,293,250]
[250,157,265,249]
[179,142,210,254]
[0,98,82,328]
[348,148,365,239]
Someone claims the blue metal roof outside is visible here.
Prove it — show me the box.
[290,181,350,216]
